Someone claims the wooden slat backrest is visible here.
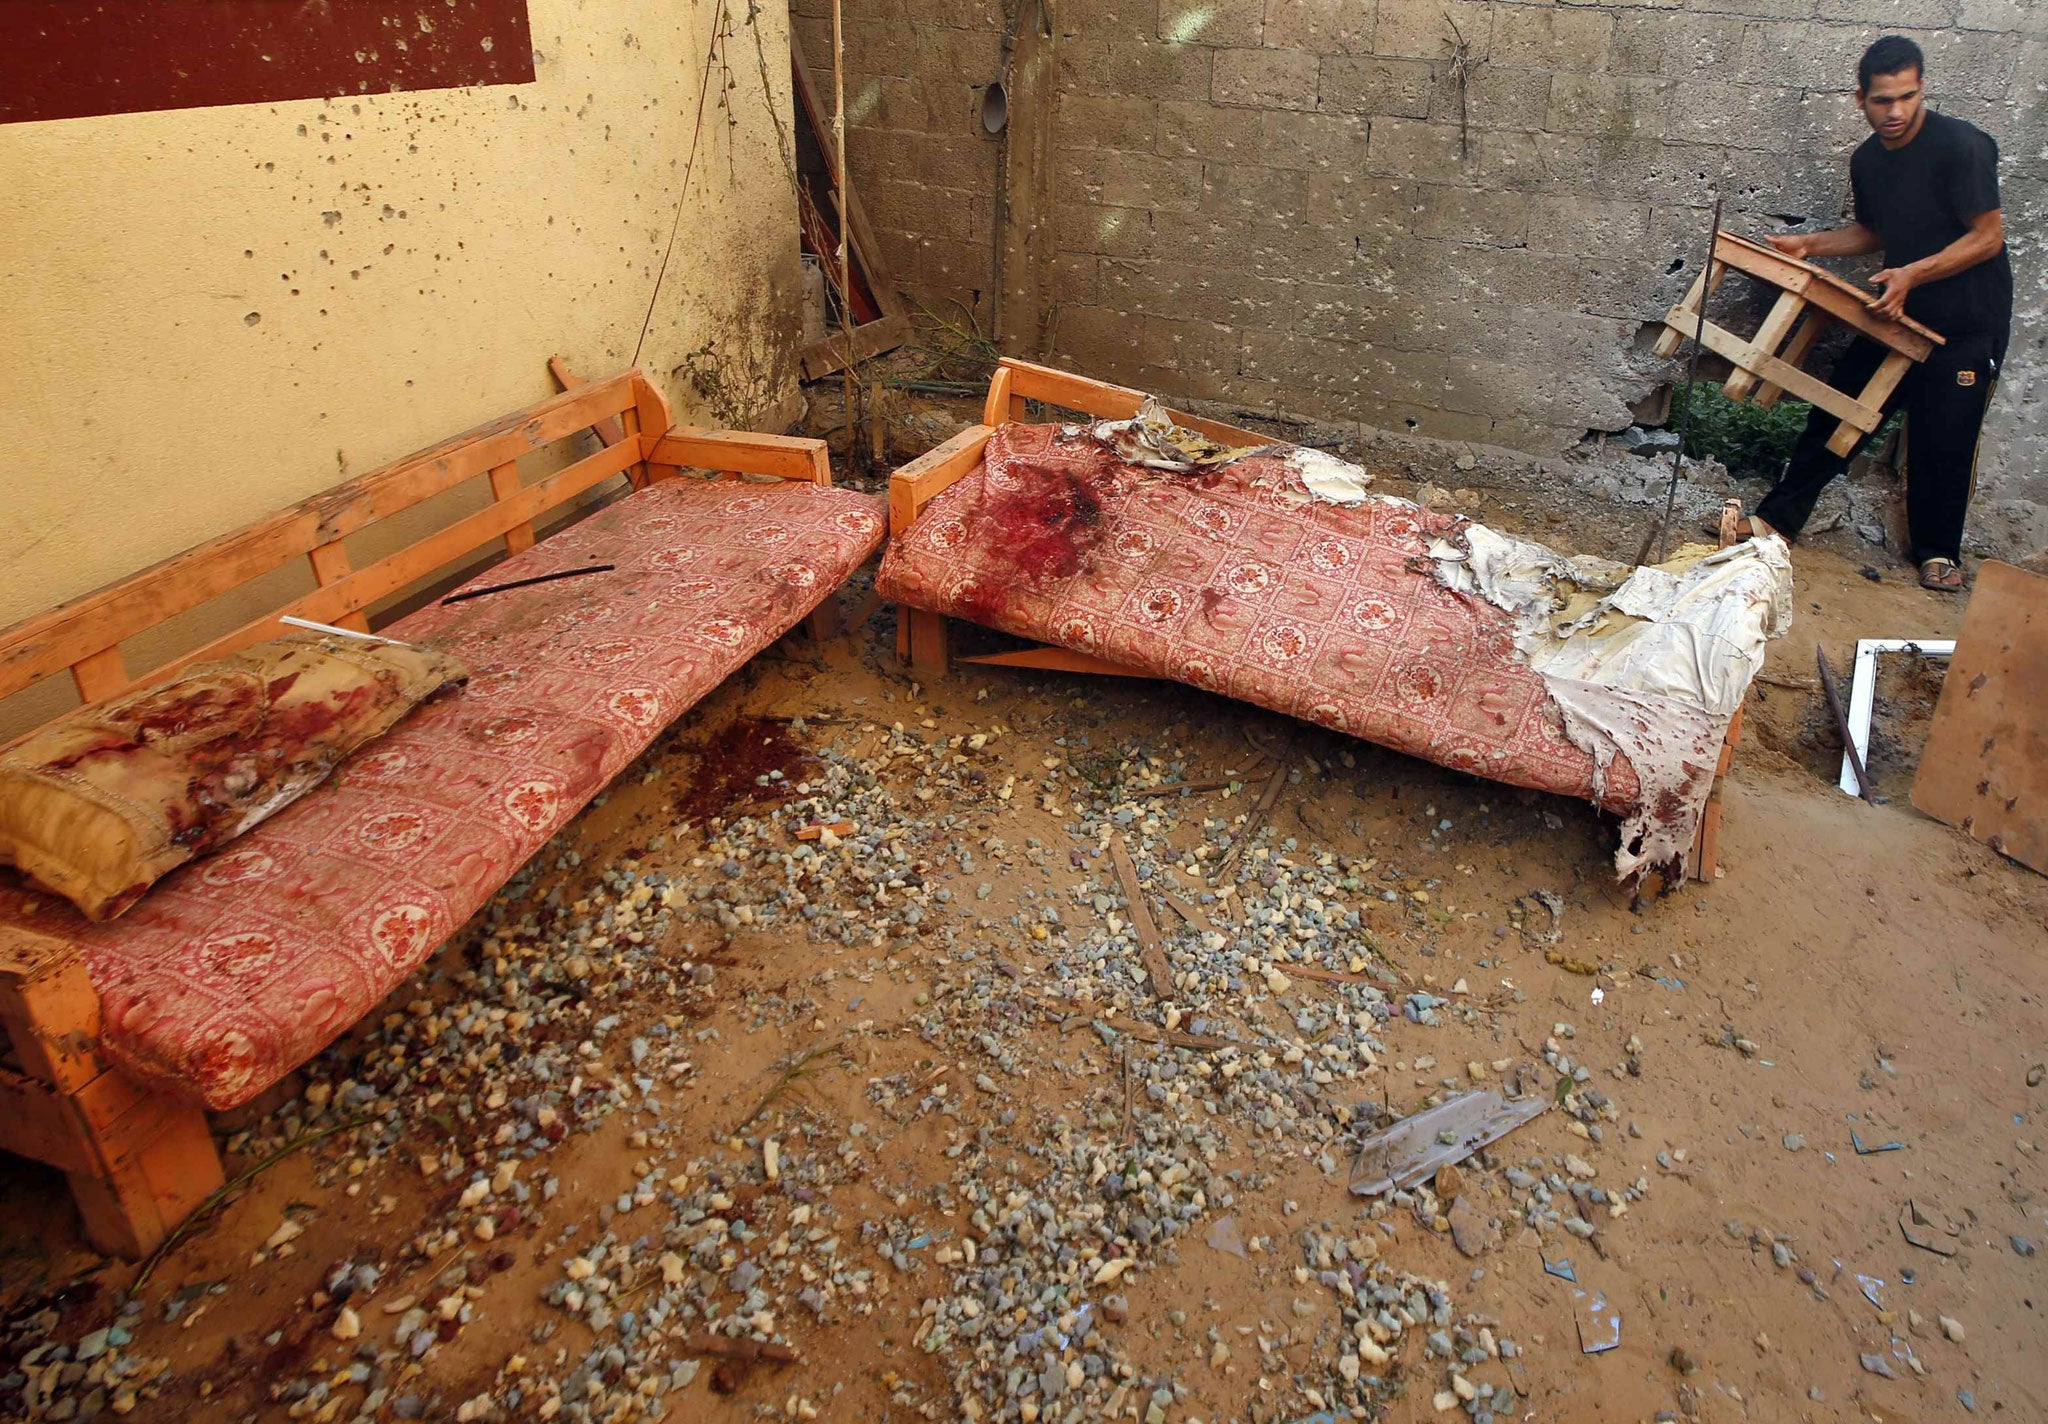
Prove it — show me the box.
[996,358,1273,447]
[0,370,670,708]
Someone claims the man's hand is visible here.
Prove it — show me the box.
[1868,265,1917,320]
[1766,233,1814,259]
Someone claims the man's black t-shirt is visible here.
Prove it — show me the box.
[1851,109,2013,341]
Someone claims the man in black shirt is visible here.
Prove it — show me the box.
[1734,36,2011,592]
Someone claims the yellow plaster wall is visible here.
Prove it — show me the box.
[0,0,804,641]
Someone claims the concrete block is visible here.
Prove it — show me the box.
[1172,216,1311,280]
[1365,118,1477,183]
[1139,315,1244,379]
[1432,66,1554,133]
[1958,0,2048,34]
[1491,7,1614,72]
[1735,21,1872,90]
[1159,0,1264,45]
[1257,110,1371,171]
[847,75,934,131]
[1545,74,1674,139]
[874,180,983,241]
[1815,0,1957,23]
[1918,27,2024,98]
[1085,151,1208,212]
[1524,193,1650,254]
[1100,258,1289,326]
[1260,0,1377,56]
[1052,253,1103,307]
[917,235,996,289]
[1681,0,1815,16]
[1521,133,1726,207]
[907,133,1000,194]
[1049,306,1152,384]
[1056,201,1162,259]
[1061,37,1215,99]
[1056,0,1159,39]
[1663,83,1807,150]
[1608,13,1747,77]
[1058,93,1161,152]
[1212,47,1322,110]
[1304,173,1422,238]
[1156,100,1264,160]
[1412,184,1531,246]
[1318,56,1439,117]
[1376,0,1492,61]
[1200,162,1311,221]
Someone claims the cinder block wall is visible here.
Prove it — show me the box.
[795,0,2046,562]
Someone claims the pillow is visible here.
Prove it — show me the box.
[0,633,466,920]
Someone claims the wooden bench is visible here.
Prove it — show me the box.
[0,369,883,1257]
[879,358,1760,886]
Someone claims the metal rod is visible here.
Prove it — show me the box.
[1655,194,1722,564]
[279,616,417,648]
[440,564,615,606]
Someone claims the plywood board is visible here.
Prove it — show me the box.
[1911,561,2048,874]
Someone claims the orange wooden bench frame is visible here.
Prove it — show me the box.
[886,359,1747,884]
[0,368,834,1258]
[886,358,1270,681]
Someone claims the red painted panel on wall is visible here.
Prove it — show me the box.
[0,1,534,125]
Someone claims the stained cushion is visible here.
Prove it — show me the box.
[876,422,1642,811]
[0,478,885,1109]
[0,636,466,921]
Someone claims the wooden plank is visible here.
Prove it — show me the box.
[647,429,835,485]
[1712,233,1937,358]
[1722,290,1806,402]
[487,463,537,555]
[888,425,992,525]
[1652,265,1710,359]
[789,33,903,322]
[69,645,127,703]
[1677,315,1881,431]
[982,365,1016,427]
[1825,350,1914,457]
[799,313,910,382]
[1716,231,1942,347]
[0,375,643,700]
[162,437,642,674]
[1910,561,2048,874]
[996,359,1271,447]
[1753,309,1832,410]
[960,646,1154,678]
[307,540,374,635]
[0,926,103,1094]
[908,609,948,680]
[0,1065,96,1173]
[547,357,627,448]
[1109,834,1174,1001]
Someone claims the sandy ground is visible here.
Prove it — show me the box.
[4,408,2045,1424]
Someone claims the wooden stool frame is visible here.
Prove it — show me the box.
[1657,231,1942,458]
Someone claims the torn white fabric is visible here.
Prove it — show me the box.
[1286,447,1376,504]
[1537,539,1794,717]
[1543,678,1727,880]
[1432,525,1793,878]
[1087,397,1267,471]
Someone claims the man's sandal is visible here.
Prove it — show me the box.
[1919,558,1965,592]
[1698,513,1776,541]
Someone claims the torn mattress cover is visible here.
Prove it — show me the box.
[877,399,1793,880]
